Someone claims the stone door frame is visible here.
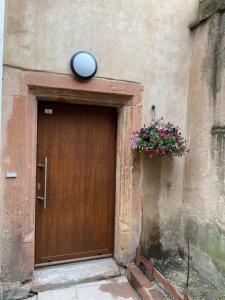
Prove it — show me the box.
[2,69,142,292]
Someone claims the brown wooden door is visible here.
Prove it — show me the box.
[35,101,117,265]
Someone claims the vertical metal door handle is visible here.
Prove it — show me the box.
[37,157,48,209]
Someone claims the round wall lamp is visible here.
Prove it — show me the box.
[70,51,97,79]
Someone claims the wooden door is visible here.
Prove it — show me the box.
[35,101,117,265]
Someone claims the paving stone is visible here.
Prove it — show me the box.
[26,296,37,300]
[34,276,140,300]
[38,286,77,300]
[76,276,140,300]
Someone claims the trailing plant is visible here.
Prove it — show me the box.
[130,118,189,158]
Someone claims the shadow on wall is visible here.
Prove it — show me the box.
[141,154,169,259]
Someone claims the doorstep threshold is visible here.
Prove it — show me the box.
[33,258,121,292]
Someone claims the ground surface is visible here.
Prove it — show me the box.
[29,276,140,300]
[154,257,225,300]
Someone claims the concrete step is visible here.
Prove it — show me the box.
[33,258,121,292]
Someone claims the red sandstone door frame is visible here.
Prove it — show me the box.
[18,72,142,271]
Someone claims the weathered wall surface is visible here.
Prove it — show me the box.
[139,0,198,258]
[0,1,5,299]
[183,0,225,286]
[1,0,197,298]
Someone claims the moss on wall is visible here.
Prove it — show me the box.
[184,215,225,275]
[184,0,225,287]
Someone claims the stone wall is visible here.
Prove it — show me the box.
[1,0,198,298]
[183,0,225,286]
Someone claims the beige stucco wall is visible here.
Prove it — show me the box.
[0,0,5,290]
[183,1,225,285]
[1,0,198,298]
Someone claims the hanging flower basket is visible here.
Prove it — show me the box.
[130,119,189,159]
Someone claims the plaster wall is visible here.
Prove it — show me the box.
[0,0,5,135]
[1,0,198,298]
[0,1,5,299]
[183,0,225,285]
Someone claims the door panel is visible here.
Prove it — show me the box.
[35,101,117,265]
